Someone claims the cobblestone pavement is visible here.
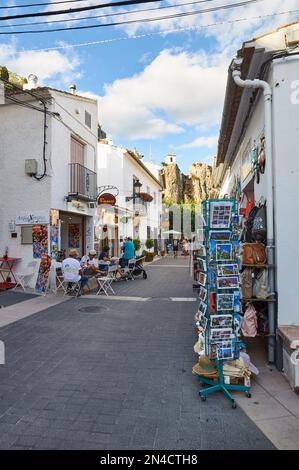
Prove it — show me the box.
[0,257,275,449]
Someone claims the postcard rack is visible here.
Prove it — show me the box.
[196,198,251,408]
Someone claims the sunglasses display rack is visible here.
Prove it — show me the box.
[195,198,251,408]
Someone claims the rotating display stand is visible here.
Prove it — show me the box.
[195,199,251,408]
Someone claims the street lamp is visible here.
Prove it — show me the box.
[126,179,142,202]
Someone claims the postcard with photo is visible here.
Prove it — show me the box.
[197,245,206,258]
[210,202,233,229]
[217,264,239,276]
[209,230,231,241]
[217,276,239,290]
[199,287,207,302]
[198,301,207,315]
[198,272,207,287]
[210,315,233,329]
[198,258,207,272]
[217,293,234,311]
[210,328,233,341]
[217,341,234,360]
[216,243,232,261]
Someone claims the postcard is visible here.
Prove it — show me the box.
[210,328,233,341]
[199,287,207,301]
[216,243,232,262]
[210,315,233,329]
[217,341,234,360]
[198,272,207,287]
[217,264,239,276]
[198,258,207,272]
[217,276,239,290]
[217,293,234,311]
[210,201,233,229]
[209,230,231,241]
[198,301,207,315]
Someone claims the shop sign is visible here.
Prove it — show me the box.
[98,193,116,206]
[71,200,87,213]
[16,211,49,225]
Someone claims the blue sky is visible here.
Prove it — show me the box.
[1,0,299,172]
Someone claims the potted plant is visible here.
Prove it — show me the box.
[145,239,154,251]
[144,251,155,262]
[133,238,141,254]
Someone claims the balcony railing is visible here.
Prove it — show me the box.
[69,163,97,201]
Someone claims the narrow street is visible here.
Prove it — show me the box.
[0,257,274,450]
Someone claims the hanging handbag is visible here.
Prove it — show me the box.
[242,242,267,265]
[252,204,267,242]
[253,269,268,299]
[241,268,253,299]
[241,303,258,337]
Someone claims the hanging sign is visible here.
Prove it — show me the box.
[98,193,116,206]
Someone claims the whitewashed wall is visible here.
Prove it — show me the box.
[0,90,98,286]
[219,56,299,326]
[97,143,162,251]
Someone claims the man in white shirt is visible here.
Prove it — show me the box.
[62,249,89,294]
[80,249,100,276]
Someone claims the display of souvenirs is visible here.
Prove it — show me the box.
[32,224,48,259]
[35,254,52,293]
[193,199,250,403]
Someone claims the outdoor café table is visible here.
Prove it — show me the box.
[0,257,21,290]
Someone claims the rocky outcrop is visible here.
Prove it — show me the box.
[161,163,184,204]
[161,161,219,203]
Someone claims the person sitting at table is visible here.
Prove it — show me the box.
[80,249,101,276]
[62,249,89,295]
[98,250,110,273]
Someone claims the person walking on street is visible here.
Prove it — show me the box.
[173,239,179,258]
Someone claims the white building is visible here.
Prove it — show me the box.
[96,142,163,256]
[0,79,98,286]
[215,22,299,386]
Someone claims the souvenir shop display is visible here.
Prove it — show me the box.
[192,199,251,408]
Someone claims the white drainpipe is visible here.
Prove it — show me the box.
[232,61,276,364]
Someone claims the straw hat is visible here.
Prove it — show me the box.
[69,249,79,257]
[89,249,97,256]
[192,356,218,377]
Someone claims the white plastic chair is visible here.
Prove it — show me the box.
[96,265,117,296]
[14,261,38,291]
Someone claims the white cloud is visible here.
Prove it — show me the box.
[179,135,219,149]
[0,41,81,85]
[96,49,228,140]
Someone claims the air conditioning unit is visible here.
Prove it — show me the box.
[88,202,96,209]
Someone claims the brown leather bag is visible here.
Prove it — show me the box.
[242,243,267,265]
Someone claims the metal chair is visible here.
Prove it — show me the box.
[62,280,81,298]
[14,260,38,291]
[126,259,136,281]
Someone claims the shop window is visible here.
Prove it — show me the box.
[21,226,33,244]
